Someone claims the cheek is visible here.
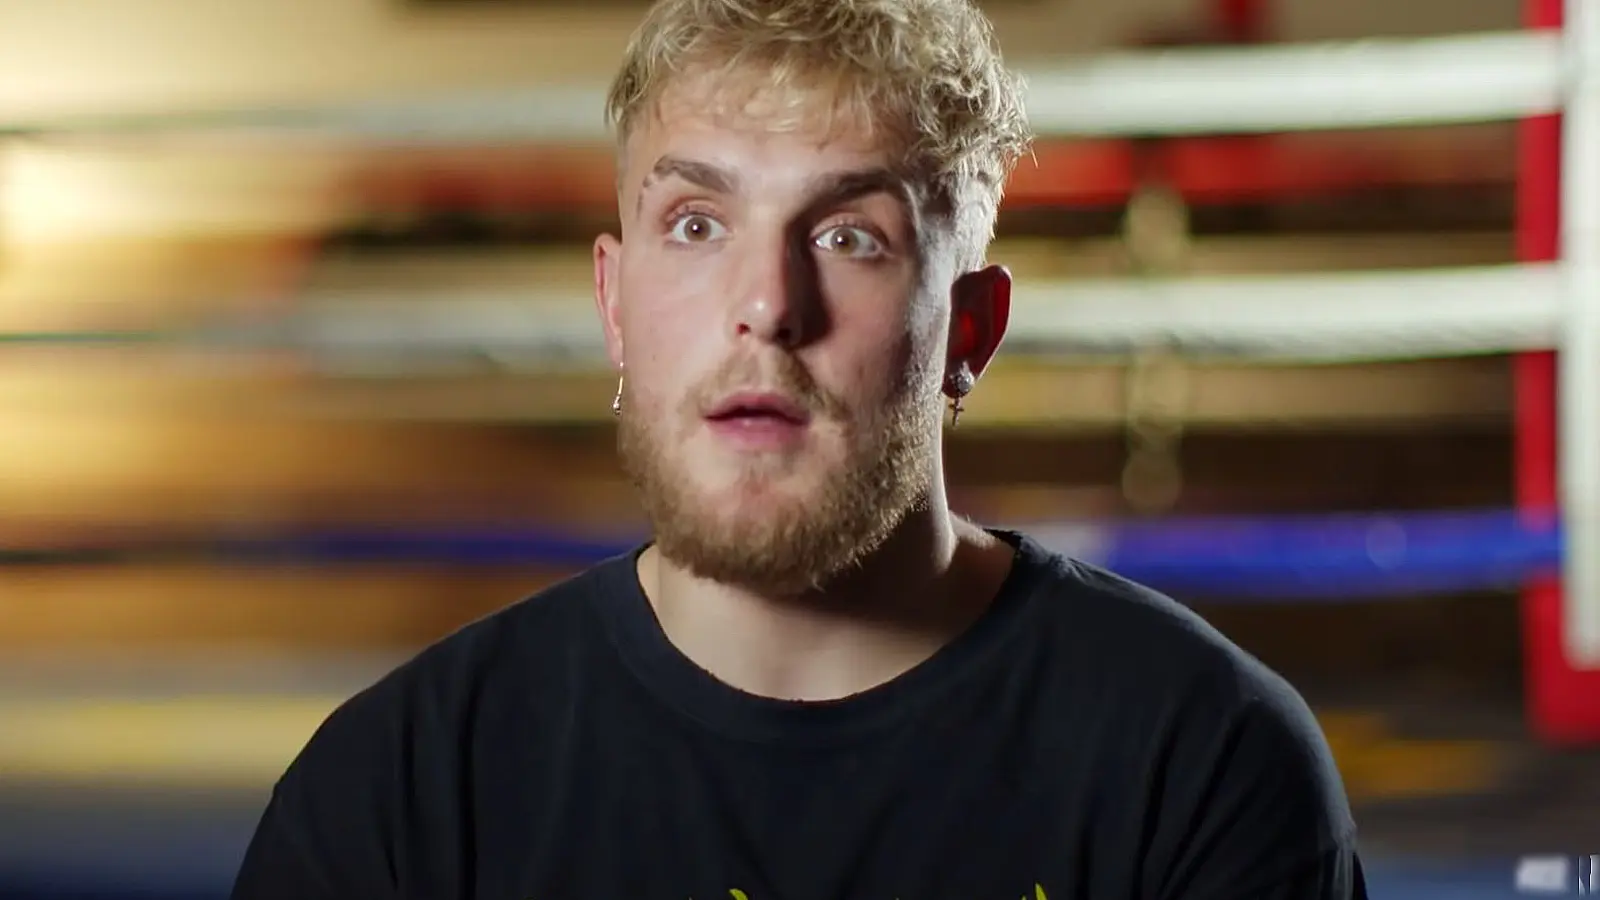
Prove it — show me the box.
[616,258,725,420]
[829,291,940,390]
[618,253,720,361]
[815,326,920,421]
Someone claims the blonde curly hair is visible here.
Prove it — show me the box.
[605,0,1033,268]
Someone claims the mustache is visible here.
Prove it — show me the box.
[690,354,844,419]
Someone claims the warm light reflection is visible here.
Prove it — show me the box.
[0,137,356,246]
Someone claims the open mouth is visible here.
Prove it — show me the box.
[705,393,811,426]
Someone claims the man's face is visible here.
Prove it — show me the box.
[593,74,965,594]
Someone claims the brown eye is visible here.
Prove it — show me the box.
[670,213,726,243]
[814,225,882,258]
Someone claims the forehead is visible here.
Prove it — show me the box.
[620,70,914,197]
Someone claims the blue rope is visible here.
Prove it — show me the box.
[191,507,1561,600]
[1098,508,1559,599]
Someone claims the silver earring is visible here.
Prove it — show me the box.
[946,367,975,427]
[611,374,624,416]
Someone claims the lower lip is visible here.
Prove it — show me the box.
[704,415,809,450]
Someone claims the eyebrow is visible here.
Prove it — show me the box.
[808,167,913,212]
[641,155,739,202]
[636,154,914,217]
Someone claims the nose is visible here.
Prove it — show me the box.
[730,232,814,348]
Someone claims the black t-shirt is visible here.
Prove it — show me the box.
[232,531,1366,900]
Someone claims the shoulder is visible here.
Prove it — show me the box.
[235,556,634,896]
[271,553,630,793]
[1005,530,1354,839]
[398,555,623,695]
[1004,532,1359,893]
[1008,530,1296,707]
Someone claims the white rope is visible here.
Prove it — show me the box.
[290,263,1564,367]
[14,31,1564,140]
[1025,30,1564,136]
[1007,264,1561,361]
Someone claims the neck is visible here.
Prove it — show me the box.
[637,479,1014,702]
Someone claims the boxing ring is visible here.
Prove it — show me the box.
[5,2,1600,897]
[20,0,1588,736]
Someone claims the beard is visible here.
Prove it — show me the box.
[618,352,942,597]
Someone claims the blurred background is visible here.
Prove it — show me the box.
[2,0,1599,896]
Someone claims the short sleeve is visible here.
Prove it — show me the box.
[230,682,405,900]
[1142,675,1365,900]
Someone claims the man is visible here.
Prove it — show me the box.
[232,0,1367,897]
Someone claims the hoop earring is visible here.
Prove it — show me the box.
[945,366,975,427]
[611,374,624,416]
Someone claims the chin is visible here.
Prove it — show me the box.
[623,411,932,591]
[690,454,833,496]
[663,473,850,548]
[690,477,821,525]
[656,501,872,597]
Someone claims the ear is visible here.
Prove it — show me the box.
[945,264,1011,385]
[593,232,625,370]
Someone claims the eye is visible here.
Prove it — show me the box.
[668,212,727,244]
[814,225,883,259]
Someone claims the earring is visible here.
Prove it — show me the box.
[945,366,976,427]
[611,373,624,416]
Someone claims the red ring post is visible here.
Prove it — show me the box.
[1518,0,1600,745]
